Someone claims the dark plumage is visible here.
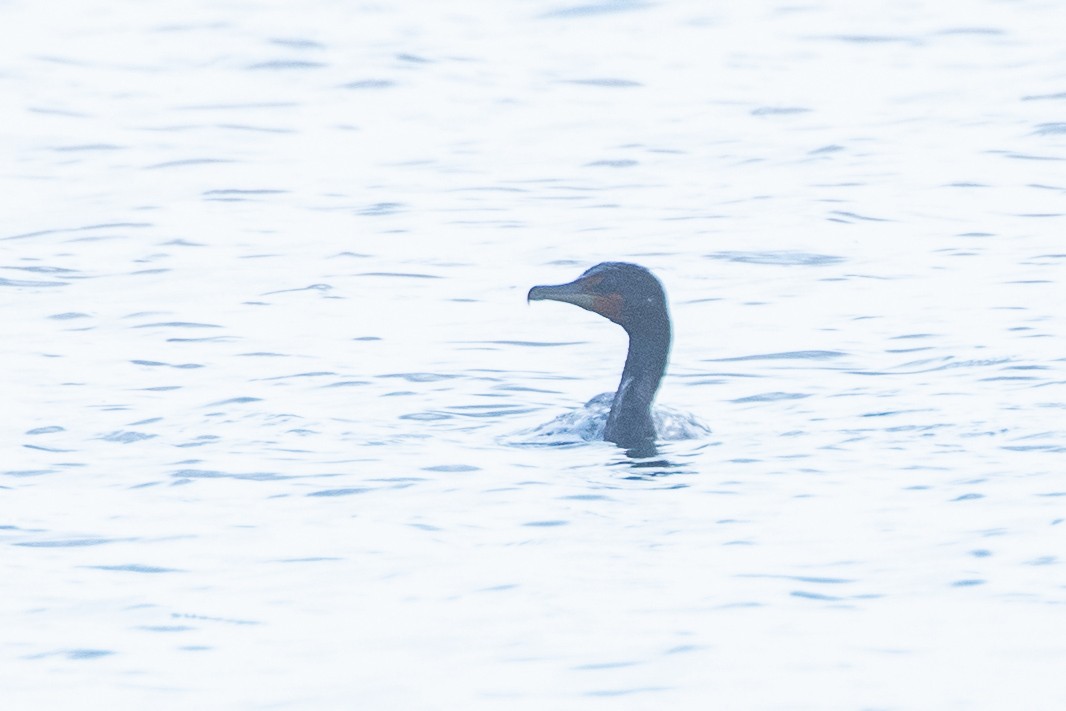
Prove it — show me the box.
[528,262,671,450]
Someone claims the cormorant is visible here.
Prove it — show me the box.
[528,262,672,451]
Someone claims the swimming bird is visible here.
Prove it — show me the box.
[528,262,674,451]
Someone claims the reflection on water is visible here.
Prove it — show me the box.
[5,0,1066,707]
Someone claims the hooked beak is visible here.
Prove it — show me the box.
[527,279,598,310]
[528,276,623,324]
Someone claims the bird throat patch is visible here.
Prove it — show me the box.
[592,293,624,323]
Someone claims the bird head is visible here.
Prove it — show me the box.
[528,262,668,335]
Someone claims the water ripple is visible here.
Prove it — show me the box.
[705,251,844,266]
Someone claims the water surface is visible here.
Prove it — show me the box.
[4,0,1066,708]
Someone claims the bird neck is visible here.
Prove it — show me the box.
[604,320,671,447]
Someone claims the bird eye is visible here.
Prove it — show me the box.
[582,275,607,292]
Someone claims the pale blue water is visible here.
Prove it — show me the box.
[4,1,1066,708]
